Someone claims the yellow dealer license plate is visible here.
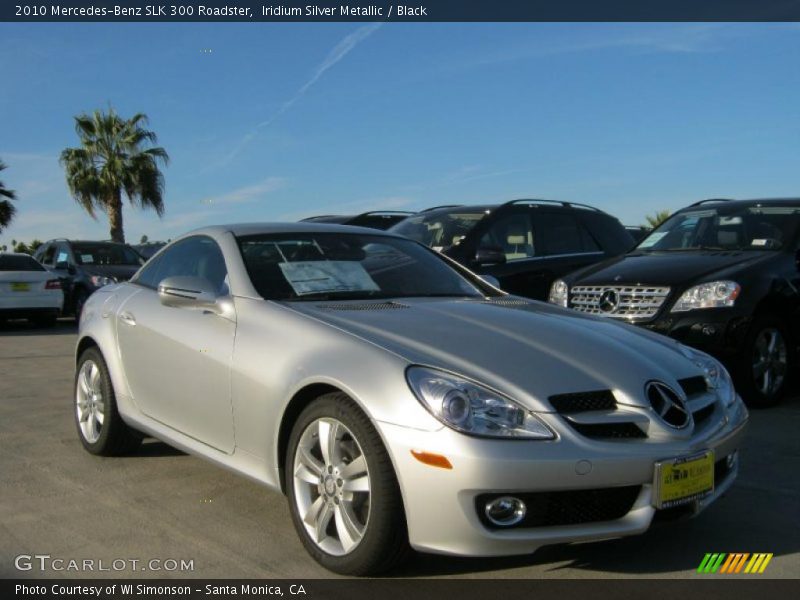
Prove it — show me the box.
[653,450,714,509]
[11,282,30,292]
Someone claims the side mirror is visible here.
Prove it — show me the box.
[474,246,507,266]
[158,275,233,319]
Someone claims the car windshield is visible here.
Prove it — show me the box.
[237,232,487,301]
[71,243,144,266]
[390,209,488,250]
[636,206,800,252]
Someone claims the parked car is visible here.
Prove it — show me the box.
[390,199,634,300]
[549,198,800,407]
[34,239,144,317]
[133,242,166,260]
[301,211,414,230]
[0,252,63,326]
[75,223,747,575]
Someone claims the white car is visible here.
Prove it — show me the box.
[0,253,63,326]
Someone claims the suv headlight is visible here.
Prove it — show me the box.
[671,280,740,312]
[406,366,555,439]
[90,275,116,288]
[548,279,568,307]
[680,345,736,408]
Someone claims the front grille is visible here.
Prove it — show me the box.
[679,376,709,398]
[568,421,647,439]
[315,302,408,311]
[476,486,641,529]
[569,285,671,321]
[549,390,617,413]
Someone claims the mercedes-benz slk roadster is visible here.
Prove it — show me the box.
[74,223,748,575]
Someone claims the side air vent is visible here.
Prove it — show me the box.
[678,376,708,398]
[568,422,647,439]
[549,390,617,414]
[315,302,409,311]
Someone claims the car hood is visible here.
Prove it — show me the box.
[82,264,140,282]
[289,298,700,413]
[567,250,774,287]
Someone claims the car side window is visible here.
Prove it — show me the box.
[536,213,592,256]
[134,236,228,294]
[41,244,56,266]
[479,213,535,261]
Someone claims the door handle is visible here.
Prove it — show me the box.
[119,311,136,327]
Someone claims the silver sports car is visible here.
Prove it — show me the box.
[75,223,748,575]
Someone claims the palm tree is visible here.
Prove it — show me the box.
[0,160,17,234]
[644,210,672,229]
[60,108,169,243]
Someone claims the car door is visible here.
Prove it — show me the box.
[115,235,236,453]
[469,210,547,298]
[532,211,606,298]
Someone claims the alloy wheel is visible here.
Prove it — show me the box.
[292,417,371,556]
[76,360,105,443]
[752,327,787,397]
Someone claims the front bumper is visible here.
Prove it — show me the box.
[378,400,747,557]
[641,307,752,361]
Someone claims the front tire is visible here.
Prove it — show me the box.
[75,347,142,455]
[736,317,794,408]
[285,393,409,575]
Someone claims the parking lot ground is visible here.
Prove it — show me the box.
[1,320,798,579]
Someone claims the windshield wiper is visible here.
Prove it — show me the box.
[285,290,394,302]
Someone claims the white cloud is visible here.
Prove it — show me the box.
[221,23,382,165]
[200,177,287,205]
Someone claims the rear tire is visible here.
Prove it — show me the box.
[285,392,410,575]
[735,317,794,408]
[75,347,142,455]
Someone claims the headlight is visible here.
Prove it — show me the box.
[671,280,740,312]
[680,345,736,408]
[406,366,555,439]
[548,279,568,307]
[90,275,116,288]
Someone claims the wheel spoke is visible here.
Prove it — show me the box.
[303,495,325,527]
[753,360,768,377]
[317,419,340,466]
[89,363,101,391]
[79,369,90,395]
[767,331,777,353]
[314,502,333,543]
[334,503,363,552]
[295,463,321,485]
[761,370,771,395]
[339,454,367,480]
[94,409,104,426]
[343,475,370,493]
[297,446,324,477]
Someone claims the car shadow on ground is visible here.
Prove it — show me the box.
[0,318,77,337]
[136,439,188,457]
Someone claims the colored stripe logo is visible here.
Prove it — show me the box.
[698,553,773,574]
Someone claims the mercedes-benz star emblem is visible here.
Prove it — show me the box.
[645,381,691,429]
[598,289,620,313]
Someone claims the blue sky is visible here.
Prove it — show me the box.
[1,22,799,245]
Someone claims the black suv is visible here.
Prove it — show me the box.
[34,239,144,316]
[390,199,633,300]
[301,211,415,230]
[550,198,800,407]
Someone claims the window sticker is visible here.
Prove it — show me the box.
[638,232,667,248]
[81,254,94,264]
[279,261,379,296]
[751,239,768,247]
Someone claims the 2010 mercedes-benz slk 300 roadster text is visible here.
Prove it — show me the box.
[74,223,748,575]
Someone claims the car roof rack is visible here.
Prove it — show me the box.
[499,198,602,212]
[352,211,415,217]
[300,215,339,221]
[689,198,734,207]
[421,204,465,212]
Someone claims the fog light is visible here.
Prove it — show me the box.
[484,496,526,527]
